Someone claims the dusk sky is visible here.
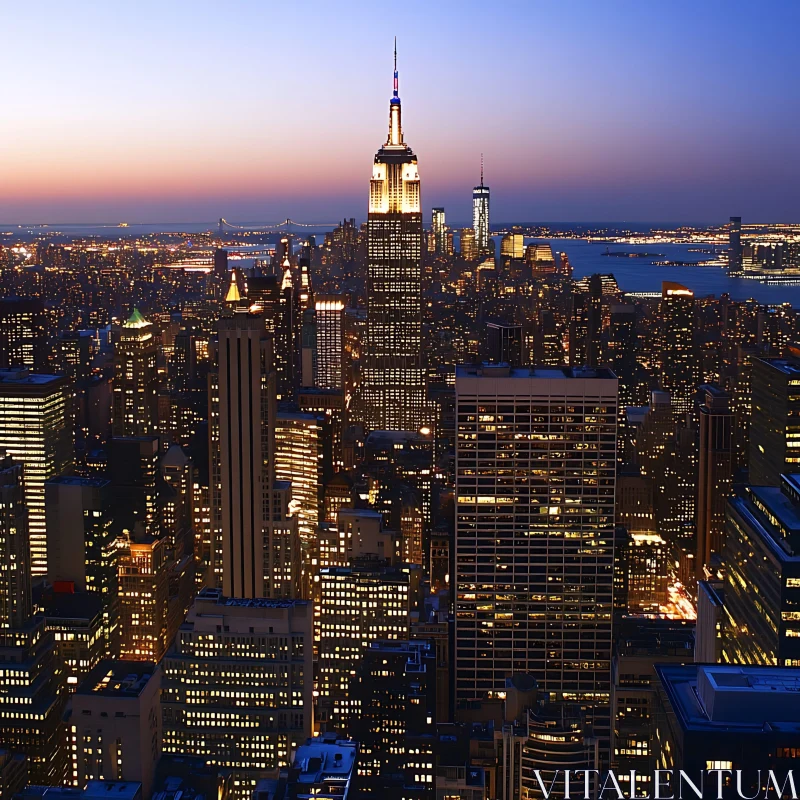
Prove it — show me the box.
[2,0,798,225]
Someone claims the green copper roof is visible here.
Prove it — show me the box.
[124,308,150,328]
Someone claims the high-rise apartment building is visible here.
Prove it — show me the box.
[455,364,617,759]
[658,282,697,421]
[363,48,427,432]
[113,309,158,437]
[314,295,345,391]
[210,310,298,598]
[749,353,800,486]
[472,160,490,253]
[722,475,800,666]
[695,384,734,576]
[0,455,29,630]
[431,207,446,254]
[162,588,313,800]
[0,370,72,577]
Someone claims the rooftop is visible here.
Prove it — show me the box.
[656,664,800,733]
[77,660,157,698]
[754,356,800,377]
[455,364,617,381]
[291,737,357,784]
[0,369,65,387]
[45,475,110,489]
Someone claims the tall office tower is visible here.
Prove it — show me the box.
[363,47,427,433]
[0,370,72,578]
[569,275,603,367]
[45,477,118,654]
[210,309,298,598]
[70,661,162,799]
[0,298,48,370]
[350,640,436,793]
[118,533,169,662]
[749,353,800,486]
[0,618,68,785]
[213,247,228,279]
[113,309,158,437]
[658,282,697,421]
[500,233,524,260]
[110,436,160,535]
[472,157,490,253]
[0,455,29,630]
[317,563,418,734]
[275,260,300,400]
[315,295,345,390]
[608,303,645,449]
[431,207,446,254]
[728,215,742,273]
[162,588,313,800]
[695,385,733,577]
[299,388,346,475]
[486,321,523,366]
[459,228,477,261]
[722,475,800,666]
[455,364,617,760]
[275,411,324,595]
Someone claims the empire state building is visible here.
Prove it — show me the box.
[362,45,427,432]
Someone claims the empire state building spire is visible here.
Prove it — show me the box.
[387,37,403,147]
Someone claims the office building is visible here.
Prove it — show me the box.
[696,385,734,576]
[459,228,477,261]
[0,454,29,630]
[298,387,346,475]
[658,282,697,421]
[0,750,27,799]
[611,619,694,794]
[112,309,158,438]
[351,639,436,793]
[69,661,161,799]
[0,298,48,371]
[472,160,490,253]
[315,295,346,391]
[432,208,446,254]
[722,475,800,666]
[569,275,603,367]
[41,588,105,690]
[363,48,427,433]
[161,588,313,800]
[318,563,418,733]
[0,618,68,785]
[653,664,800,778]
[210,310,298,598]
[485,322,522,367]
[109,436,160,535]
[0,370,72,577]
[455,364,617,760]
[749,353,800,486]
[45,477,118,653]
[500,234,523,260]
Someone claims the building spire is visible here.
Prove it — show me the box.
[387,37,403,146]
[480,153,484,187]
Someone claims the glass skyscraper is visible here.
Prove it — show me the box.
[472,160,490,253]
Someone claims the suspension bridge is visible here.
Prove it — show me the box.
[218,217,339,234]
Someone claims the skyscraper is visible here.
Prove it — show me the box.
[728,215,742,273]
[455,364,617,758]
[659,282,697,421]
[472,156,490,253]
[695,384,734,576]
[0,298,48,370]
[113,309,158,437]
[363,44,427,432]
[210,310,298,598]
[0,370,73,577]
[0,454,29,630]
[431,207,446,254]
[315,294,345,391]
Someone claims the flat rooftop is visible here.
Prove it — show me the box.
[292,738,356,783]
[656,664,800,733]
[456,364,616,381]
[78,660,157,697]
[46,475,110,488]
[0,369,65,386]
[755,356,800,377]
